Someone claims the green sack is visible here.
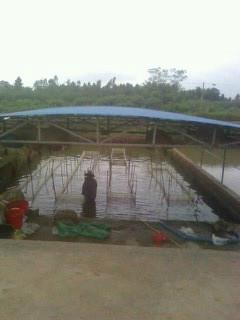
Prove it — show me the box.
[56,222,111,240]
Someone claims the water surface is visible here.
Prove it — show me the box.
[17,147,219,223]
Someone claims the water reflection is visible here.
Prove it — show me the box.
[179,146,240,195]
[17,147,219,223]
[82,200,96,218]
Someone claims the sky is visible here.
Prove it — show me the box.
[0,0,240,97]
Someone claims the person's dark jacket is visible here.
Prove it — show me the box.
[82,177,97,201]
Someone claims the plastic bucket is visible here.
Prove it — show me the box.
[152,232,168,246]
[6,208,25,229]
[7,200,29,215]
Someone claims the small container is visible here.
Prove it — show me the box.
[152,232,168,246]
[7,200,29,215]
[5,208,25,229]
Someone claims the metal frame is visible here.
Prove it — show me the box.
[106,148,137,204]
[0,120,29,138]
[0,115,239,150]
[57,151,86,196]
[46,120,95,143]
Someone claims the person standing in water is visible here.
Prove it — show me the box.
[82,170,97,217]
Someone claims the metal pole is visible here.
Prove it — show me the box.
[200,148,205,167]
[107,118,110,135]
[152,124,157,145]
[211,128,217,147]
[221,147,227,184]
[3,120,6,133]
[145,124,148,142]
[37,119,41,142]
[51,168,57,201]
[96,118,100,144]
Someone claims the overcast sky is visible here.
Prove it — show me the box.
[0,0,240,96]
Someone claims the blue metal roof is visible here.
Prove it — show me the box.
[1,106,240,129]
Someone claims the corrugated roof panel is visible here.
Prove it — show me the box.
[0,106,239,129]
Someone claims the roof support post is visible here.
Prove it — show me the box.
[66,117,70,129]
[106,118,110,135]
[96,118,100,144]
[152,124,157,145]
[2,120,6,133]
[145,124,149,143]
[37,119,41,142]
[221,147,227,184]
[211,128,217,147]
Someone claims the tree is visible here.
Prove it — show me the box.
[0,69,238,120]
[48,75,59,87]
[235,94,240,102]
[96,80,102,88]
[147,67,187,86]
[105,77,116,88]
[203,88,220,101]
[0,80,11,88]
[14,77,23,88]
[33,78,48,89]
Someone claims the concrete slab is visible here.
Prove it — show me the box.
[0,240,239,320]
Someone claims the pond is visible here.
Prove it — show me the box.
[15,146,220,223]
[179,146,240,196]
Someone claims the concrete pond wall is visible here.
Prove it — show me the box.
[168,148,240,222]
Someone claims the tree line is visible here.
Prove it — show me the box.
[0,68,240,120]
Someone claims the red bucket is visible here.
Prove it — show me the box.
[152,232,168,246]
[7,200,29,215]
[6,208,25,229]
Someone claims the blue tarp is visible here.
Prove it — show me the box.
[0,106,240,129]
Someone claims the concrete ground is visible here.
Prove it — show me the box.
[0,240,239,320]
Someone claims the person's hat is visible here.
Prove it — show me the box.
[85,170,94,177]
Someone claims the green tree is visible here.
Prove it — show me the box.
[48,75,59,87]
[14,77,23,88]
[33,78,48,89]
[0,81,11,88]
[147,68,187,86]
[235,94,240,102]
